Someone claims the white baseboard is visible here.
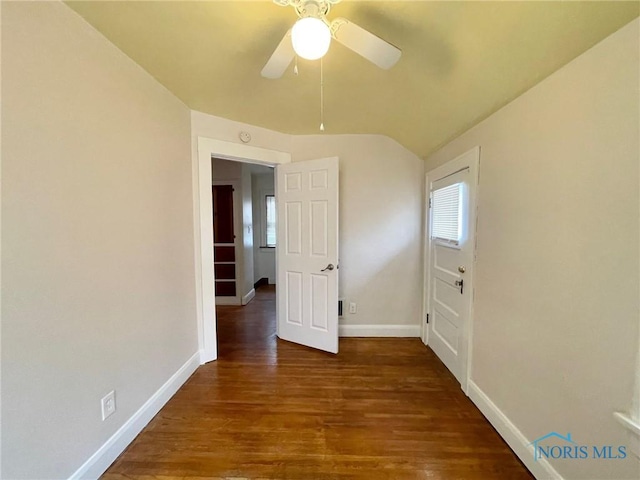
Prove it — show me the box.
[241,288,256,305]
[467,380,563,480]
[338,324,421,337]
[199,348,216,364]
[215,296,240,306]
[614,412,640,459]
[68,351,201,480]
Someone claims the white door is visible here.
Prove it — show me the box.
[276,157,339,353]
[426,147,479,390]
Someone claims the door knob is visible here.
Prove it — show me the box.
[458,266,466,273]
[321,263,335,272]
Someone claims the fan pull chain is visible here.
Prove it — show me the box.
[319,57,325,132]
[294,55,299,76]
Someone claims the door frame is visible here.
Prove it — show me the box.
[194,137,291,363]
[421,146,480,394]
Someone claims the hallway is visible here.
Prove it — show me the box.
[102,286,532,479]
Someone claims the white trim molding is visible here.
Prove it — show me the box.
[421,168,430,346]
[614,412,640,459]
[68,351,201,480]
[339,324,421,337]
[201,138,290,167]
[423,146,480,394]
[194,136,291,364]
[242,288,256,305]
[467,380,563,480]
[615,329,640,458]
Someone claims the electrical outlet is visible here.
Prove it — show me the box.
[349,302,357,314]
[101,390,116,421]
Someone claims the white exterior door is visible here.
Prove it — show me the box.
[426,147,479,391]
[276,157,339,354]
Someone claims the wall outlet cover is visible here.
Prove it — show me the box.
[101,390,116,421]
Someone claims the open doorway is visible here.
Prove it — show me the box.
[211,158,277,351]
[211,158,276,306]
[194,137,290,364]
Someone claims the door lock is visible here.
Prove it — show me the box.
[455,279,464,294]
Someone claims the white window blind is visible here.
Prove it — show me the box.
[431,183,462,245]
[265,195,276,247]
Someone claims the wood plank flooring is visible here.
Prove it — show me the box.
[102,286,532,480]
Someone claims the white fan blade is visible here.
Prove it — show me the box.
[331,18,401,70]
[261,30,295,79]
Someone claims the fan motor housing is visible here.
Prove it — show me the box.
[277,0,340,19]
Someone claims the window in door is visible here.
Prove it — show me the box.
[431,182,463,246]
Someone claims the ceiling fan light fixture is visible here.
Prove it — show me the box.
[291,17,331,60]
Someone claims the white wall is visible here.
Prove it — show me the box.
[2,2,197,479]
[425,19,639,480]
[252,172,276,284]
[291,135,425,330]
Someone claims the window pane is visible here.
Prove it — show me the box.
[266,195,276,247]
[432,183,462,245]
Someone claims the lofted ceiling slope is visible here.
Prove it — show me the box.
[66,1,639,157]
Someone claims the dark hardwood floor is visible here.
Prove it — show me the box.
[102,285,532,479]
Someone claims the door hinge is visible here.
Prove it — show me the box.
[426,313,430,324]
[429,197,432,208]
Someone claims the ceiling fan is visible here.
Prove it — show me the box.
[261,0,402,79]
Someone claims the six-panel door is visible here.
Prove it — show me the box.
[276,157,339,354]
